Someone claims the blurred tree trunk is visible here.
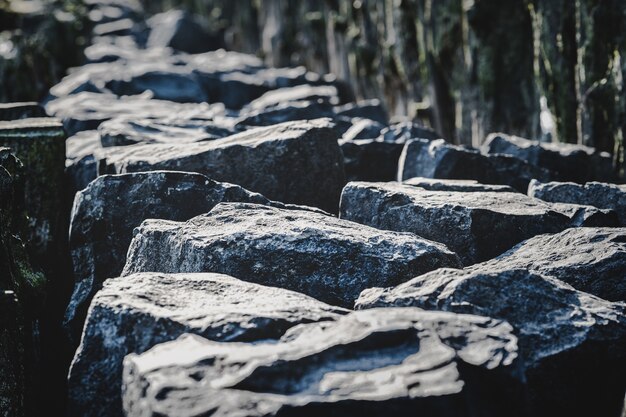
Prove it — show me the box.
[144,0,626,176]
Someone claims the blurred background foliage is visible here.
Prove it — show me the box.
[2,0,626,174]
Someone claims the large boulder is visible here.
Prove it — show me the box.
[65,171,294,344]
[122,202,461,308]
[340,182,569,265]
[483,133,614,183]
[357,269,626,417]
[529,180,626,225]
[399,139,552,192]
[480,227,625,302]
[340,138,404,182]
[68,272,346,417]
[402,178,617,227]
[96,119,346,213]
[122,308,524,417]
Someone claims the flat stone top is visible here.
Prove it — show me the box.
[99,118,335,165]
[96,272,348,328]
[346,181,560,216]
[138,202,453,256]
[404,177,516,192]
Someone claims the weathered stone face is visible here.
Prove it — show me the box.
[340,181,569,265]
[122,202,461,308]
[340,139,404,182]
[122,308,523,417]
[399,139,552,192]
[68,272,347,417]
[65,171,295,344]
[529,180,626,226]
[484,133,614,183]
[96,119,346,213]
[356,269,626,417]
[482,227,625,302]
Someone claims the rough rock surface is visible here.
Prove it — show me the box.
[404,177,516,192]
[546,202,619,227]
[68,272,346,417]
[340,182,569,265]
[65,171,296,344]
[399,139,552,192]
[357,269,626,417]
[479,227,626,302]
[122,202,461,308]
[484,133,614,183]
[96,119,346,213]
[529,180,626,225]
[122,308,524,417]
[340,139,404,182]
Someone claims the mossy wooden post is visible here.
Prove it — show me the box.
[0,148,46,417]
[0,118,69,318]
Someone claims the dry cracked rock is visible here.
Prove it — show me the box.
[356,269,626,417]
[340,182,569,265]
[96,119,345,213]
[67,272,347,417]
[122,308,524,417]
[65,171,303,344]
[122,202,461,308]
